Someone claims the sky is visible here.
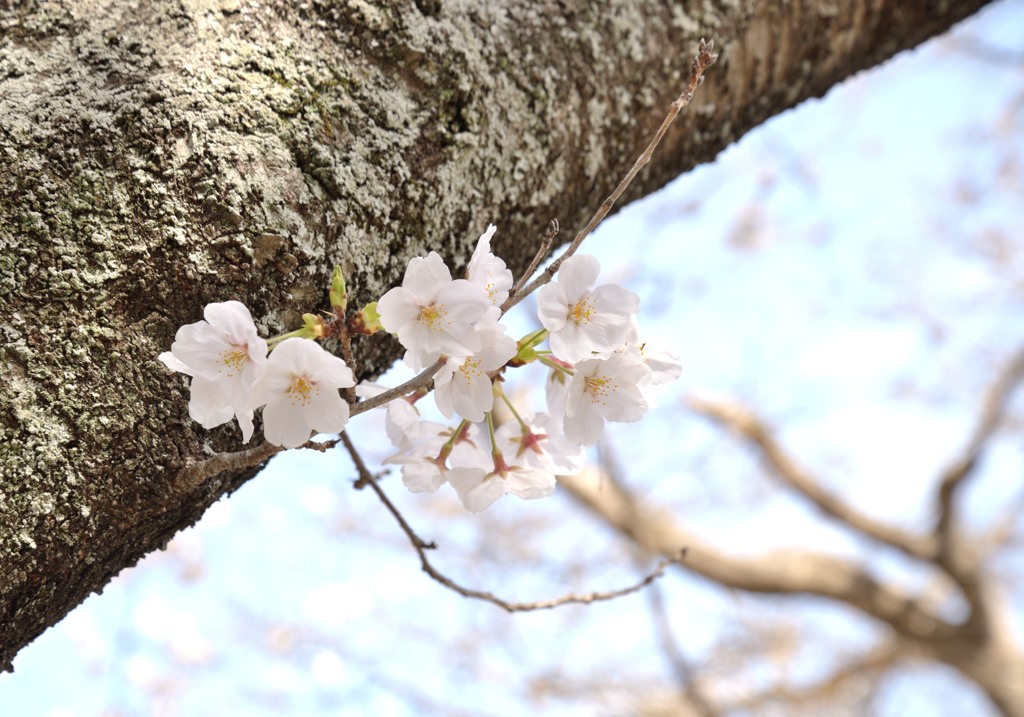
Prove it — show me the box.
[2,1,1023,715]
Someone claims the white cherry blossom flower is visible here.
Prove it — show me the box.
[250,338,355,448]
[384,422,481,493]
[447,445,556,513]
[466,224,513,318]
[495,412,585,474]
[563,352,650,446]
[158,300,267,442]
[432,322,517,422]
[620,317,682,387]
[536,254,640,363]
[544,358,573,421]
[355,382,437,453]
[377,252,491,370]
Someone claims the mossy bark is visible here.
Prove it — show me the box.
[0,0,991,670]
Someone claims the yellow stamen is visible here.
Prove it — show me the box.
[458,357,484,384]
[218,346,249,378]
[287,375,319,407]
[419,304,448,330]
[585,375,613,405]
[569,296,595,326]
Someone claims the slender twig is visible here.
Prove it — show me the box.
[645,578,718,717]
[350,359,444,417]
[335,311,359,405]
[507,218,558,301]
[340,433,681,612]
[721,644,901,712]
[501,38,719,315]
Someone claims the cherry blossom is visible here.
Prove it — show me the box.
[563,352,650,446]
[466,224,513,318]
[495,412,585,474]
[536,254,640,363]
[158,300,267,442]
[355,382,436,453]
[250,338,355,448]
[432,322,517,422]
[377,252,491,370]
[447,443,556,513]
[384,422,481,493]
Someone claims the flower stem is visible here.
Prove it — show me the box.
[539,356,575,376]
[499,391,529,430]
[267,328,310,348]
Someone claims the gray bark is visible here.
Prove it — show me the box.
[0,0,992,672]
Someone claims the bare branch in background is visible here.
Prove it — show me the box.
[935,346,1024,561]
[645,580,719,717]
[720,644,903,714]
[686,394,938,560]
[560,466,956,643]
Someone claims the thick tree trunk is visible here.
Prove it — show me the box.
[0,0,991,671]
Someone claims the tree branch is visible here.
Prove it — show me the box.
[721,643,902,713]
[935,346,1024,561]
[559,466,958,644]
[687,394,938,561]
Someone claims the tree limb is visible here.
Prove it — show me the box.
[687,394,937,561]
[560,467,958,644]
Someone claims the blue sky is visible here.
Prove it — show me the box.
[3,2,1023,715]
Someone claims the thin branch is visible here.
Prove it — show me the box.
[340,432,681,612]
[935,345,1024,557]
[645,579,719,717]
[500,38,719,315]
[174,440,282,493]
[507,218,557,301]
[350,359,445,417]
[687,394,938,561]
[721,644,902,712]
[335,308,359,405]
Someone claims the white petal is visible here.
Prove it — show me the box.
[600,384,648,423]
[536,283,568,332]
[563,401,605,446]
[187,377,235,429]
[404,252,452,301]
[592,283,641,317]
[504,467,556,500]
[377,286,421,333]
[431,363,458,419]
[401,461,448,493]
[448,469,503,512]
[307,391,350,435]
[236,410,255,443]
[437,279,490,323]
[549,322,591,364]
[158,351,193,375]
[262,397,314,448]
[557,254,600,302]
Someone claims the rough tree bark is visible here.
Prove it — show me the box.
[0,0,992,672]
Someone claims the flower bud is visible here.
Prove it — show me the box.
[348,301,383,335]
[329,266,348,314]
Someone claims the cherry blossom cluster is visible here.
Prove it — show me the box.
[158,225,679,512]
